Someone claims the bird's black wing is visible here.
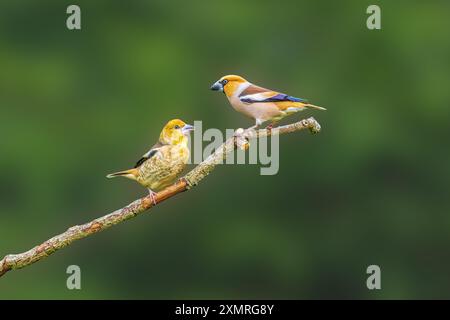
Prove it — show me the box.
[133,141,164,168]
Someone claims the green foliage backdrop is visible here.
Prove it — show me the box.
[0,0,449,299]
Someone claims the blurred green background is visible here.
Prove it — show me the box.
[1,0,449,299]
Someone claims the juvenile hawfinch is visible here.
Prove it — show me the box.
[211,75,326,128]
[107,119,194,204]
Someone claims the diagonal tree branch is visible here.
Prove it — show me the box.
[0,117,321,278]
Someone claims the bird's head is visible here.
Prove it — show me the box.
[159,119,194,145]
[210,75,248,97]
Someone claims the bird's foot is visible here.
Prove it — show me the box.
[148,190,158,205]
[265,123,274,132]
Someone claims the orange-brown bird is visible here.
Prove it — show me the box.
[106,119,194,204]
[211,75,326,128]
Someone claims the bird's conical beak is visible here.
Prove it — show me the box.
[182,124,195,134]
[210,81,223,92]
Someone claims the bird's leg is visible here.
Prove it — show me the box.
[248,119,262,130]
[148,189,158,205]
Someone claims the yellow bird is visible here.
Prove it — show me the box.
[211,75,326,128]
[107,119,194,204]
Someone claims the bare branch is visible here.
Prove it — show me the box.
[0,117,321,278]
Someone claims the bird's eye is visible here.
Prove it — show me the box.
[221,79,228,85]
[174,125,180,129]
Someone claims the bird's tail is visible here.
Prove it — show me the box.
[305,103,327,111]
[106,168,138,180]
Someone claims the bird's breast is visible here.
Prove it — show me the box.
[228,95,248,113]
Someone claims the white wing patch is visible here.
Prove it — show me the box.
[239,92,274,104]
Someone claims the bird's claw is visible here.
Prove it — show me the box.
[149,191,157,205]
[265,123,274,132]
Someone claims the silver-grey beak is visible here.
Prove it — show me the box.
[182,124,194,134]
[210,81,223,92]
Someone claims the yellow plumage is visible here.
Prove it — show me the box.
[107,119,194,203]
